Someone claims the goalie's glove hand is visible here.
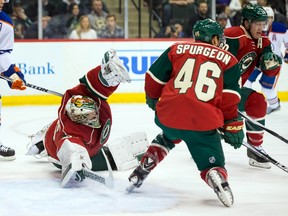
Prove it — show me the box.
[220,117,244,149]
[284,49,288,64]
[1,64,26,90]
[260,52,282,71]
[100,49,131,87]
[146,95,158,111]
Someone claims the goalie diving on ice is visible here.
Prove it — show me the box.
[26,49,147,188]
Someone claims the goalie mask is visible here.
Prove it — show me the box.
[65,95,101,128]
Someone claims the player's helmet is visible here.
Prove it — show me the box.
[4,0,10,3]
[242,3,268,22]
[192,18,224,44]
[263,7,274,18]
[65,95,101,128]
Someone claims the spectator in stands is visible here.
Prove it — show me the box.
[216,0,231,16]
[162,0,196,28]
[268,0,287,23]
[98,14,124,38]
[257,0,287,26]
[143,0,163,18]
[11,4,33,39]
[229,0,250,26]
[186,0,210,37]
[69,15,98,39]
[216,12,229,29]
[24,16,54,39]
[154,21,186,38]
[87,0,107,35]
[25,0,57,22]
[78,0,110,14]
[66,3,82,36]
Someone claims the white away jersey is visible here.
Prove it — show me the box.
[268,22,288,58]
[0,11,14,72]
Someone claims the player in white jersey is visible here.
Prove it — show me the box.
[0,0,26,160]
[244,7,288,114]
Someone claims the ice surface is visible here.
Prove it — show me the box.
[0,103,288,216]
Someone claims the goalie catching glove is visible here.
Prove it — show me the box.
[1,64,26,90]
[260,52,282,71]
[99,49,131,87]
[220,117,244,149]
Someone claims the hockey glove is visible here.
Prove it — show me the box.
[146,95,158,111]
[1,64,26,90]
[284,49,288,64]
[260,52,282,71]
[220,118,244,149]
[100,49,131,87]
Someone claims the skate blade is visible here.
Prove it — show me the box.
[249,158,271,169]
[126,183,136,193]
[208,170,234,207]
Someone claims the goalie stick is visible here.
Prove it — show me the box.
[0,74,63,97]
[242,141,288,174]
[238,110,288,145]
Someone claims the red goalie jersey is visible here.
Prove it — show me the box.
[44,66,117,160]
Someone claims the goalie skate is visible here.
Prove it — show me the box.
[247,146,271,169]
[61,163,85,187]
[206,169,234,207]
[26,124,51,158]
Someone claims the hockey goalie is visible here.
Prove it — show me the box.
[26,49,148,187]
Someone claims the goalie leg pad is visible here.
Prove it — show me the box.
[105,132,149,171]
[57,139,92,187]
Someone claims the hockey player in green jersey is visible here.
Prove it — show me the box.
[127,19,243,207]
[224,4,282,169]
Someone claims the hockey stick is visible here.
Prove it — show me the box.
[238,110,288,145]
[82,149,114,188]
[48,156,114,188]
[0,74,63,97]
[242,141,288,173]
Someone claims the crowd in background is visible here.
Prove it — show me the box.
[2,0,288,39]
[3,0,124,39]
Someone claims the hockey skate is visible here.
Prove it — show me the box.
[26,124,50,158]
[266,103,280,114]
[126,164,150,192]
[0,144,16,161]
[247,145,271,169]
[206,168,234,207]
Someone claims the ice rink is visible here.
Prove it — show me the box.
[0,103,288,216]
